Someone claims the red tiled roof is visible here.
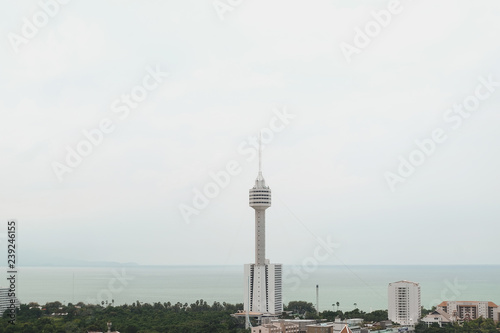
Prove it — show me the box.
[340,325,353,333]
[437,301,498,308]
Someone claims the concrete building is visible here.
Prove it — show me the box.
[388,280,421,326]
[307,324,354,333]
[272,319,316,333]
[437,301,500,321]
[346,319,363,326]
[306,323,334,333]
[378,321,393,329]
[332,318,361,333]
[304,319,361,333]
[252,321,300,333]
[244,141,282,316]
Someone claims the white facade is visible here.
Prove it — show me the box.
[244,262,283,314]
[244,146,282,315]
[388,280,421,325]
[437,301,500,321]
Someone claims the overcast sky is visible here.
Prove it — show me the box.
[1,0,499,266]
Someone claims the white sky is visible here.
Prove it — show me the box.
[1,0,500,266]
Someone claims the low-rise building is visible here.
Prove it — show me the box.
[346,319,364,326]
[437,301,500,321]
[421,309,455,327]
[306,322,334,333]
[271,319,316,333]
[252,321,300,333]
[306,322,357,333]
[332,318,361,333]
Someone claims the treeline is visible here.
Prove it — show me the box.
[319,309,389,323]
[8,300,498,333]
[283,301,388,322]
[1,300,248,333]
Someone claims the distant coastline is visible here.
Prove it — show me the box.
[18,262,500,267]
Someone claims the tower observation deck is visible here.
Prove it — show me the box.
[249,168,271,265]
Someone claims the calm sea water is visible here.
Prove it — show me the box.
[12,265,500,312]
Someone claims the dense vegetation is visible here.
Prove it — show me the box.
[3,301,500,333]
[415,317,500,333]
[0,300,390,332]
[284,300,388,322]
[1,300,248,333]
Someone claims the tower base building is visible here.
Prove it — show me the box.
[244,262,282,315]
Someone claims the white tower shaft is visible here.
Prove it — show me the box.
[255,209,266,265]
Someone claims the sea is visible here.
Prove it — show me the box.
[11,265,500,312]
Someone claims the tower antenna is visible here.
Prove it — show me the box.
[259,131,262,174]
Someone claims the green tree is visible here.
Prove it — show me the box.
[41,323,55,333]
[20,323,36,333]
[285,301,316,316]
[421,306,436,317]
[125,324,139,333]
[480,318,496,333]
[364,310,388,322]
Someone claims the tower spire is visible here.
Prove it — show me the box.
[259,131,262,175]
[255,131,266,188]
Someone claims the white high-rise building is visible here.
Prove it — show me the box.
[388,280,421,326]
[244,142,282,315]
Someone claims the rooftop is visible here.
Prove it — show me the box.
[437,301,498,308]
